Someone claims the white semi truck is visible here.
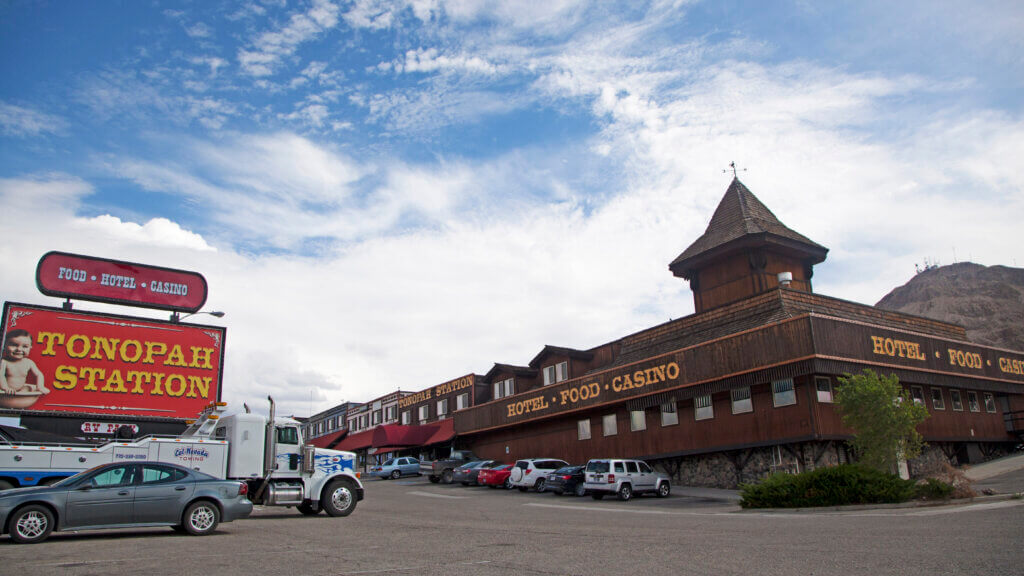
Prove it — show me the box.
[0,397,363,516]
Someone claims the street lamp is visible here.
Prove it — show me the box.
[170,310,225,323]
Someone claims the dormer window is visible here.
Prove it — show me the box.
[543,362,569,385]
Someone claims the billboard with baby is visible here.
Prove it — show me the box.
[1,302,224,418]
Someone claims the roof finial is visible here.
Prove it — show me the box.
[723,161,746,178]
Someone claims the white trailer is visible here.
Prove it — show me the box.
[0,398,363,517]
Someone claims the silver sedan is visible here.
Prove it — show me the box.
[0,461,253,543]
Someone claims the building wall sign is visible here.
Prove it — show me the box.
[399,374,474,409]
[1,302,225,417]
[81,421,139,435]
[36,252,208,313]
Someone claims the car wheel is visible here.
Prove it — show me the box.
[657,482,671,498]
[591,493,604,500]
[8,504,54,544]
[182,501,220,535]
[391,470,401,480]
[574,483,586,497]
[504,479,512,490]
[441,469,454,484]
[617,484,633,502]
[322,479,358,517]
[297,501,321,516]
[535,478,546,493]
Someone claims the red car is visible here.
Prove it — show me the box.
[477,464,513,489]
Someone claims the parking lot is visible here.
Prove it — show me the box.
[4,474,1024,576]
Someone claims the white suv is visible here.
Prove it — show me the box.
[583,458,671,501]
[508,458,569,492]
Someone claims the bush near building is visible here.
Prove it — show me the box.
[739,464,918,508]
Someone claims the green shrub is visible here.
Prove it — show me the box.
[739,464,916,508]
[914,478,954,500]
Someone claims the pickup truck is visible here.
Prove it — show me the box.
[419,449,480,484]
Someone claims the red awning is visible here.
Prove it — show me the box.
[333,428,375,452]
[307,429,348,449]
[423,418,455,445]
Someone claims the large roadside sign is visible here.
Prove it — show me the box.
[36,252,208,313]
[1,302,224,418]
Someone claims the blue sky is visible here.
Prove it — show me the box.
[2,1,1022,417]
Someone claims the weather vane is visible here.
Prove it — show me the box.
[723,161,746,178]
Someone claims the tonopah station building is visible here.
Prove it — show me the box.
[442,178,1024,487]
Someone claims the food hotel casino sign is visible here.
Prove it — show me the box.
[36,251,208,312]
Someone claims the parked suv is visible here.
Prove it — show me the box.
[508,458,569,492]
[583,458,670,501]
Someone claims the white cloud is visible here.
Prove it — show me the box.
[0,102,68,137]
[238,0,340,76]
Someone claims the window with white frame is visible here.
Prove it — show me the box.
[437,398,449,418]
[544,365,556,385]
[967,391,980,412]
[372,410,381,425]
[695,394,714,420]
[772,379,797,407]
[815,377,833,403]
[950,390,963,411]
[931,388,945,410]
[984,392,997,413]
[910,386,925,405]
[418,405,429,422]
[493,381,502,399]
[557,361,568,382]
[660,401,678,426]
[630,409,646,432]
[602,413,617,436]
[401,410,411,425]
[385,405,397,421]
[504,378,514,397]
[731,387,752,414]
[456,392,469,410]
[577,419,591,440]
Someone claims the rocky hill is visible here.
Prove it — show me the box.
[876,262,1024,352]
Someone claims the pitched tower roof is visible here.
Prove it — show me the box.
[669,178,827,279]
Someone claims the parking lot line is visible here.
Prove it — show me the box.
[407,490,471,499]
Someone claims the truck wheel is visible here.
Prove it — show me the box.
[182,501,220,535]
[322,479,358,517]
[297,501,321,516]
[429,475,440,484]
[8,504,54,544]
[0,479,15,491]
[441,469,454,484]
[617,484,633,502]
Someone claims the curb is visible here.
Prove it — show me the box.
[735,492,1024,513]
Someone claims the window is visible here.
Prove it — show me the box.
[277,427,299,445]
[984,392,997,413]
[950,390,963,411]
[456,392,469,410]
[695,395,714,420]
[613,461,625,473]
[418,405,429,422]
[577,419,591,440]
[557,361,568,382]
[372,410,382,425]
[401,410,411,425]
[772,379,796,407]
[910,386,925,405]
[931,388,945,410]
[630,409,646,432]
[967,391,980,412]
[385,405,397,421]
[815,377,833,403]
[602,413,617,436]
[504,378,514,397]
[493,378,514,399]
[731,387,752,414]
[141,465,186,484]
[544,366,556,385]
[359,414,368,428]
[660,401,678,426]
[89,465,134,488]
[638,462,653,473]
[437,398,449,418]
[493,382,502,399]
[625,461,639,474]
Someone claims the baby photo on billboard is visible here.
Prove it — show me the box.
[1,328,50,408]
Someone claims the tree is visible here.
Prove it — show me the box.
[834,369,930,474]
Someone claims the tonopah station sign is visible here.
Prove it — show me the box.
[1,302,224,418]
[36,252,208,313]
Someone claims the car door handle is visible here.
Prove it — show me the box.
[118,490,130,496]
[175,486,187,491]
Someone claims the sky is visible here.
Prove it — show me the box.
[1,0,1022,419]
